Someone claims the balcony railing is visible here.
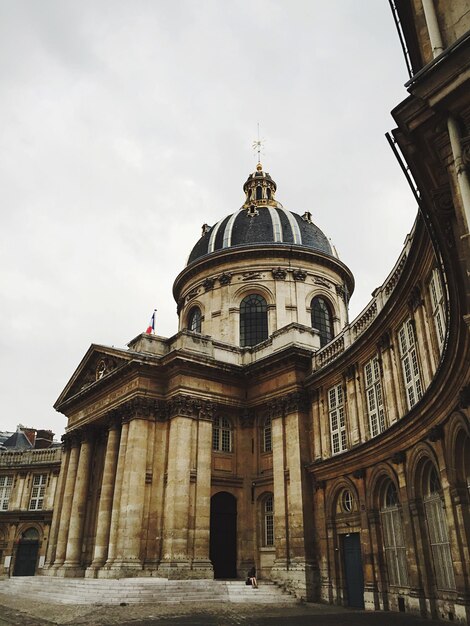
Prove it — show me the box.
[0,447,62,467]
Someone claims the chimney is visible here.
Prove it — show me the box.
[35,430,54,449]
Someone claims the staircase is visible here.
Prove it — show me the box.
[0,577,297,605]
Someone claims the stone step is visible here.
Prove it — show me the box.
[0,577,297,605]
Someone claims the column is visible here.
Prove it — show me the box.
[102,420,129,570]
[44,445,69,570]
[62,434,92,573]
[86,421,120,575]
[160,415,193,574]
[271,411,288,574]
[52,436,80,569]
[192,417,213,576]
[117,417,148,568]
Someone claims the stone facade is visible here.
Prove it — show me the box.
[3,2,469,624]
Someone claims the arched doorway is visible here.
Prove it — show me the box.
[13,527,40,576]
[210,492,237,578]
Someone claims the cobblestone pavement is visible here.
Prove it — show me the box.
[0,594,446,626]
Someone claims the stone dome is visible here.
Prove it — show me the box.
[187,164,333,265]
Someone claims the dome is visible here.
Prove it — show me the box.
[187,164,333,265]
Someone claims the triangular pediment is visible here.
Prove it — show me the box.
[55,344,131,409]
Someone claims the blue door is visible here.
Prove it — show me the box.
[343,533,364,608]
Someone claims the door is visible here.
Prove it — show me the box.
[13,540,39,576]
[343,533,364,608]
[210,492,237,578]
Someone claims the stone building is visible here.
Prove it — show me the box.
[0,427,61,577]
[26,1,470,623]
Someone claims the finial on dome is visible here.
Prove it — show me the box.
[256,162,263,171]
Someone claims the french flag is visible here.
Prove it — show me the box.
[146,310,156,334]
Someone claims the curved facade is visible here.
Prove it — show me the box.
[18,3,470,623]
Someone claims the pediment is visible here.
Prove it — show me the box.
[55,344,130,409]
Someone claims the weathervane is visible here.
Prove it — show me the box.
[252,123,265,165]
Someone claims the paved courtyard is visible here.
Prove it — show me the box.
[0,594,446,626]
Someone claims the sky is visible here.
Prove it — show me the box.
[0,1,418,439]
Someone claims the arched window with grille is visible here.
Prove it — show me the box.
[240,294,268,347]
[422,464,455,590]
[262,416,272,453]
[380,481,408,587]
[263,494,274,546]
[212,416,233,453]
[188,307,202,333]
[311,297,333,347]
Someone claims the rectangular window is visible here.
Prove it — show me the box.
[328,384,347,455]
[424,495,456,590]
[429,268,446,353]
[264,496,274,546]
[364,356,386,437]
[29,474,47,511]
[398,319,423,410]
[0,475,13,511]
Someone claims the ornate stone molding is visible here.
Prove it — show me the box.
[202,278,215,292]
[292,269,307,281]
[166,394,218,421]
[407,285,423,312]
[391,451,406,465]
[267,390,309,418]
[241,271,263,281]
[218,272,233,286]
[272,267,287,280]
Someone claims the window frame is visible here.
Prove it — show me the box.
[328,383,347,455]
[262,493,274,547]
[29,474,47,511]
[428,268,446,353]
[380,482,409,587]
[0,475,13,511]
[364,355,386,437]
[262,416,272,453]
[311,296,334,348]
[212,416,233,453]
[240,294,268,347]
[397,318,423,410]
[187,306,202,333]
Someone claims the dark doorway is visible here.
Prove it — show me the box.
[342,532,364,608]
[210,491,237,578]
[13,528,40,576]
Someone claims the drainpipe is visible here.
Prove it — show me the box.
[421,1,470,233]
[422,0,444,58]
[448,116,470,233]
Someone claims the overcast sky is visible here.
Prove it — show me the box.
[0,1,417,439]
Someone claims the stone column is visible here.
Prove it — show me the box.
[115,416,148,569]
[61,433,92,574]
[192,416,213,577]
[102,419,129,570]
[86,420,120,576]
[44,445,68,570]
[271,408,288,574]
[284,401,317,600]
[52,436,80,570]
[160,413,193,576]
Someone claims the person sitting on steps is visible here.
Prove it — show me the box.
[248,566,258,589]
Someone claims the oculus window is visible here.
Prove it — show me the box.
[240,294,268,347]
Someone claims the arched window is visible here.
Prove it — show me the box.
[263,494,274,546]
[380,481,408,587]
[240,294,268,347]
[311,297,333,347]
[256,185,262,200]
[212,416,233,453]
[188,307,202,333]
[266,188,271,200]
[422,464,455,590]
[262,416,272,453]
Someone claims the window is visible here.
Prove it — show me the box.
[263,416,272,452]
[240,294,268,347]
[380,482,409,587]
[188,307,202,333]
[29,474,47,511]
[364,356,386,437]
[328,384,347,455]
[423,465,455,590]
[341,489,354,513]
[398,319,423,410]
[263,494,274,546]
[311,297,333,347]
[429,269,446,353]
[212,416,233,453]
[256,186,262,200]
[0,475,13,511]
